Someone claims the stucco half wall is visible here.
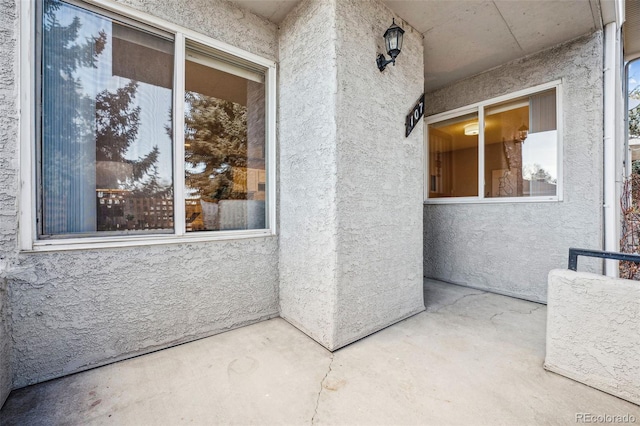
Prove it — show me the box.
[4,0,279,389]
[423,33,604,302]
[545,269,640,406]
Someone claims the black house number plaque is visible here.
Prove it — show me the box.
[405,94,424,137]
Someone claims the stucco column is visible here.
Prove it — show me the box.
[279,0,424,350]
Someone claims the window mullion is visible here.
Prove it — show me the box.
[423,122,429,201]
[556,86,564,201]
[478,106,485,200]
[266,67,277,233]
[173,32,186,236]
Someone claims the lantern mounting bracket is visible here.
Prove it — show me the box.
[376,54,396,72]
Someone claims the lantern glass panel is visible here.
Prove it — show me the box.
[387,30,398,51]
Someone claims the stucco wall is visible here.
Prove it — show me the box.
[279,0,424,350]
[0,278,10,408]
[0,0,17,407]
[423,33,604,302]
[545,269,640,405]
[333,0,424,347]
[115,0,278,61]
[278,0,339,348]
[3,0,280,389]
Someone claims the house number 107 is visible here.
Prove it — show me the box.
[406,94,425,138]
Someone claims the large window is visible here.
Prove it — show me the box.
[425,83,560,202]
[28,0,274,247]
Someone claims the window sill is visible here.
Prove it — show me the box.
[424,196,560,205]
[23,229,276,253]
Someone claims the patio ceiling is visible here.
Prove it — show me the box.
[231,0,613,91]
[230,0,299,24]
[385,0,603,91]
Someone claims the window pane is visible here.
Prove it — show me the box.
[484,89,557,198]
[428,112,479,198]
[184,48,266,232]
[41,0,174,236]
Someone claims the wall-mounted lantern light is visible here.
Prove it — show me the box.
[376,19,405,72]
[515,123,529,143]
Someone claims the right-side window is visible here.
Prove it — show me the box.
[426,84,559,202]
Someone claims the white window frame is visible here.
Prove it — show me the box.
[19,0,277,252]
[424,80,563,204]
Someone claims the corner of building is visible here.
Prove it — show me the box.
[423,32,604,302]
[278,0,425,351]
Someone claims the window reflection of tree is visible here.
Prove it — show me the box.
[42,0,107,234]
[184,92,248,202]
[43,0,169,234]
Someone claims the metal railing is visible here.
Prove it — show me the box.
[568,248,640,271]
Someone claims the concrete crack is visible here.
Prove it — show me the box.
[432,291,486,313]
[311,353,334,425]
[490,312,504,323]
[526,305,542,315]
[492,305,542,322]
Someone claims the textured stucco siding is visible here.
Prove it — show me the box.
[3,0,280,389]
[114,0,278,62]
[333,0,424,347]
[0,0,17,407]
[278,0,339,348]
[545,269,640,405]
[0,278,10,408]
[423,33,604,302]
[279,0,424,350]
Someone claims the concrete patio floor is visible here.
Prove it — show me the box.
[1,279,639,425]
